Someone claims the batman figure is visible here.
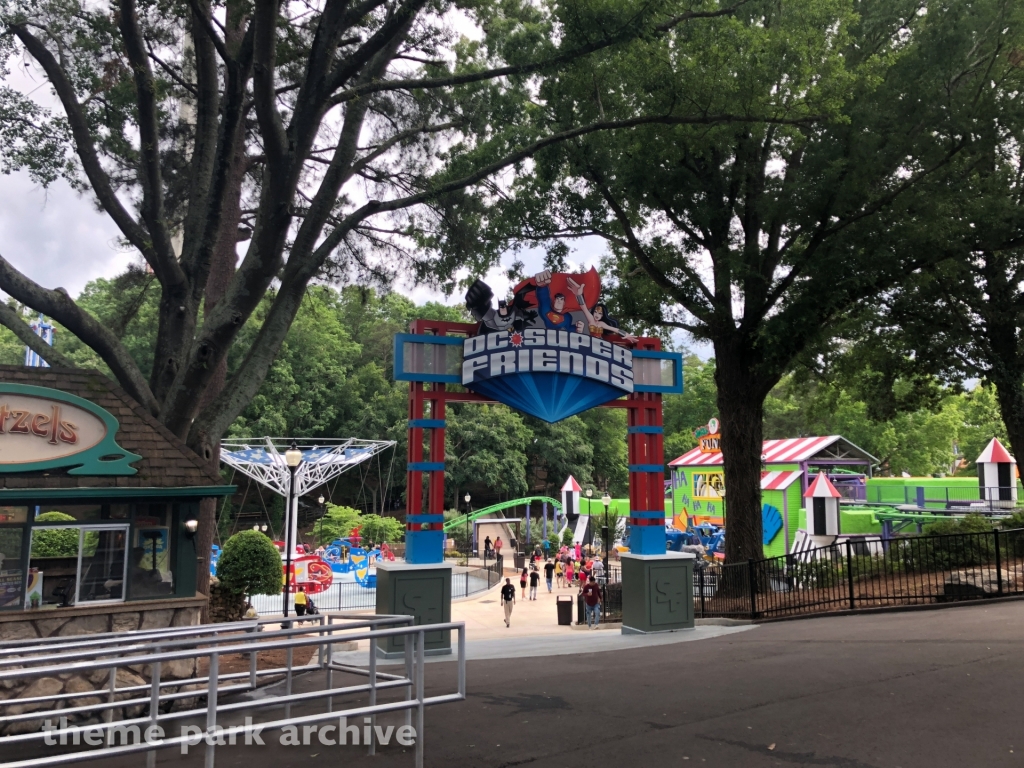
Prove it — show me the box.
[465,279,537,334]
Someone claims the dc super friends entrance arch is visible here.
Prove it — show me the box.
[394,268,684,561]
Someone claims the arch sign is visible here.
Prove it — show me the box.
[459,269,644,422]
[0,384,141,475]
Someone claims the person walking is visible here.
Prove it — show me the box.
[544,559,555,592]
[520,567,529,599]
[574,541,581,561]
[484,535,492,556]
[555,559,565,588]
[294,586,308,618]
[565,560,574,586]
[494,537,503,560]
[529,567,540,600]
[592,558,605,583]
[581,575,602,629]
[500,578,516,627]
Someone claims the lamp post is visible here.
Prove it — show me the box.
[317,494,326,547]
[282,441,302,619]
[602,491,612,573]
[464,493,472,566]
[585,488,593,553]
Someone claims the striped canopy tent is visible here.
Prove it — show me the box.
[670,435,878,471]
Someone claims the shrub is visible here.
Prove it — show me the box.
[216,530,282,596]
[30,512,80,557]
[561,527,574,546]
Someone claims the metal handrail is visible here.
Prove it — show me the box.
[0,612,465,768]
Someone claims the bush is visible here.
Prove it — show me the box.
[216,530,282,596]
[30,512,80,557]
[561,527,574,546]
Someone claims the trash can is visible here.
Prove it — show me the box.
[513,554,525,571]
[556,596,574,626]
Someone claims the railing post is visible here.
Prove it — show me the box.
[105,666,117,747]
[368,636,377,755]
[846,540,856,611]
[747,559,758,620]
[147,650,161,768]
[994,529,1003,596]
[415,629,426,768]
[206,652,218,768]
[248,627,258,689]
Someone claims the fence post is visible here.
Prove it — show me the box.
[994,529,1003,596]
[747,559,758,620]
[698,567,705,618]
[845,540,855,611]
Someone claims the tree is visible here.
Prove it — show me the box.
[525,415,593,494]
[357,514,404,545]
[316,504,363,545]
[445,404,530,506]
[0,0,724,600]
[487,0,1024,561]
[215,530,281,596]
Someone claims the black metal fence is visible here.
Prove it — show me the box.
[694,528,1024,621]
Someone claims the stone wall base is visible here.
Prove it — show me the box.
[0,597,207,735]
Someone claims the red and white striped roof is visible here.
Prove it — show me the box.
[670,435,874,467]
[761,470,803,491]
[561,476,582,493]
[804,472,841,498]
[977,438,1015,464]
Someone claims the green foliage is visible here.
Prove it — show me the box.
[216,531,283,597]
[445,404,531,504]
[29,512,80,557]
[317,504,363,545]
[561,527,574,546]
[357,514,404,545]
[999,512,1024,532]
[925,514,995,536]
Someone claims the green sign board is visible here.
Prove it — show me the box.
[0,384,141,475]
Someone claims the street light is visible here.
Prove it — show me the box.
[602,491,612,573]
[317,494,326,547]
[464,493,472,565]
[282,440,302,620]
[585,488,593,554]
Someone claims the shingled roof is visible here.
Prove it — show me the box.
[0,366,223,490]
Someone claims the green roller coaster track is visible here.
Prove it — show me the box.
[443,496,562,532]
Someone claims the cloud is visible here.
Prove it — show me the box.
[0,171,130,296]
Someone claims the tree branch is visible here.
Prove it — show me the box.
[0,303,77,369]
[9,23,172,281]
[117,0,180,275]
[327,0,753,107]
[0,255,158,414]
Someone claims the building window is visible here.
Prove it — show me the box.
[29,522,130,607]
[693,472,725,500]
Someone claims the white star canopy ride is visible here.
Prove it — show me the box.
[220,437,397,548]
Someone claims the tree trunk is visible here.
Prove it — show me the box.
[988,366,1024,472]
[714,346,767,565]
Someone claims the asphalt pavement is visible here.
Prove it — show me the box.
[74,599,1024,768]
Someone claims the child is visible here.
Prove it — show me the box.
[555,559,565,588]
